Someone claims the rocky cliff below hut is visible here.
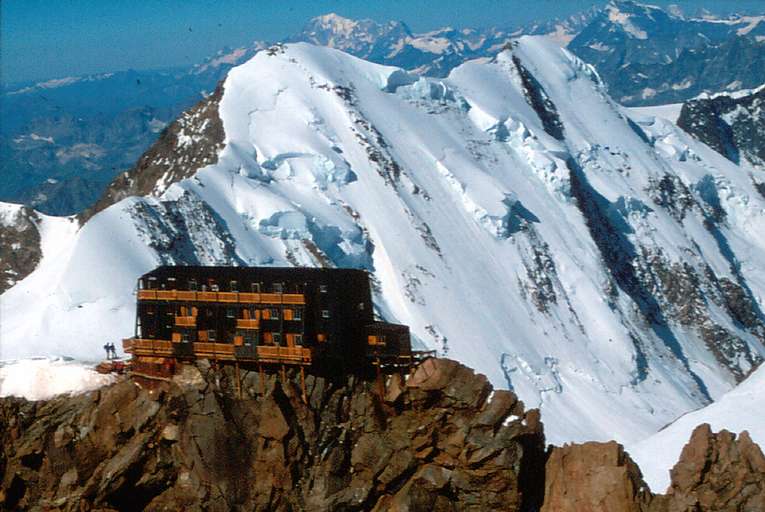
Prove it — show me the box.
[1,358,764,511]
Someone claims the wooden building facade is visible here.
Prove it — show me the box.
[123,266,412,374]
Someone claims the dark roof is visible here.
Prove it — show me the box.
[140,265,369,281]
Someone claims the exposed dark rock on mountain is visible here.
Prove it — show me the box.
[677,86,765,169]
[0,358,547,511]
[0,205,42,293]
[81,84,225,223]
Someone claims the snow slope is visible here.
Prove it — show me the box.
[626,103,683,124]
[2,38,765,445]
[628,362,765,492]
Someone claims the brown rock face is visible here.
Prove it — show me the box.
[541,424,765,512]
[0,358,546,511]
[541,441,652,512]
[0,205,42,294]
[655,423,765,512]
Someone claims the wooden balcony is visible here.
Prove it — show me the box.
[123,338,174,357]
[236,319,260,329]
[123,337,312,366]
[137,289,305,305]
[175,316,196,327]
[192,342,236,358]
[256,345,312,365]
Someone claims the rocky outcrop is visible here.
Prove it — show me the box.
[541,441,652,512]
[0,204,42,293]
[3,355,765,511]
[81,82,225,223]
[655,424,765,512]
[677,86,765,169]
[542,423,765,512]
[0,358,546,511]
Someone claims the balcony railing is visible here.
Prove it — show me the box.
[192,342,236,358]
[123,337,312,365]
[122,338,174,356]
[137,289,304,305]
[256,345,312,364]
[236,319,260,329]
[175,316,196,327]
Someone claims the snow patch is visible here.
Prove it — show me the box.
[0,358,115,401]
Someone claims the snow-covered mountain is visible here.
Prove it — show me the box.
[569,1,765,106]
[289,13,515,78]
[3,39,765,446]
[7,2,763,215]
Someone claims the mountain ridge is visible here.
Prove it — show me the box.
[3,38,764,446]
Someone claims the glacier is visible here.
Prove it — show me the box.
[2,37,764,446]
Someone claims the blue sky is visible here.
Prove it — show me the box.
[2,0,763,85]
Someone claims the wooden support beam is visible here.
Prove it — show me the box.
[235,361,241,399]
[259,363,265,395]
[280,364,286,384]
[300,366,307,404]
[376,357,384,399]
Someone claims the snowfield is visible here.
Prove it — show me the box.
[0,358,115,401]
[629,362,765,493]
[2,37,764,447]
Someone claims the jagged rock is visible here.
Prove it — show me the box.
[677,86,765,168]
[655,423,765,512]
[0,358,546,511]
[541,441,652,512]
[81,82,226,223]
[541,425,765,512]
[0,204,42,293]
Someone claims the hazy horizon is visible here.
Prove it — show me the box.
[3,0,764,86]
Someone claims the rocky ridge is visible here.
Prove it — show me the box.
[81,83,225,223]
[0,358,547,511]
[2,358,764,511]
[677,85,765,171]
[0,204,42,293]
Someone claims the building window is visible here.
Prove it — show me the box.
[321,309,330,319]
[273,332,282,345]
[211,283,220,292]
[168,277,176,289]
[230,280,238,292]
[319,284,328,293]
[226,308,236,319]
[208,330,216,341]
[251,282,261,293]
[272,283,284,293]
[294,334,303,345]
[271,308,280,320]
[294,309,302,321]
[189,279,198,291]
